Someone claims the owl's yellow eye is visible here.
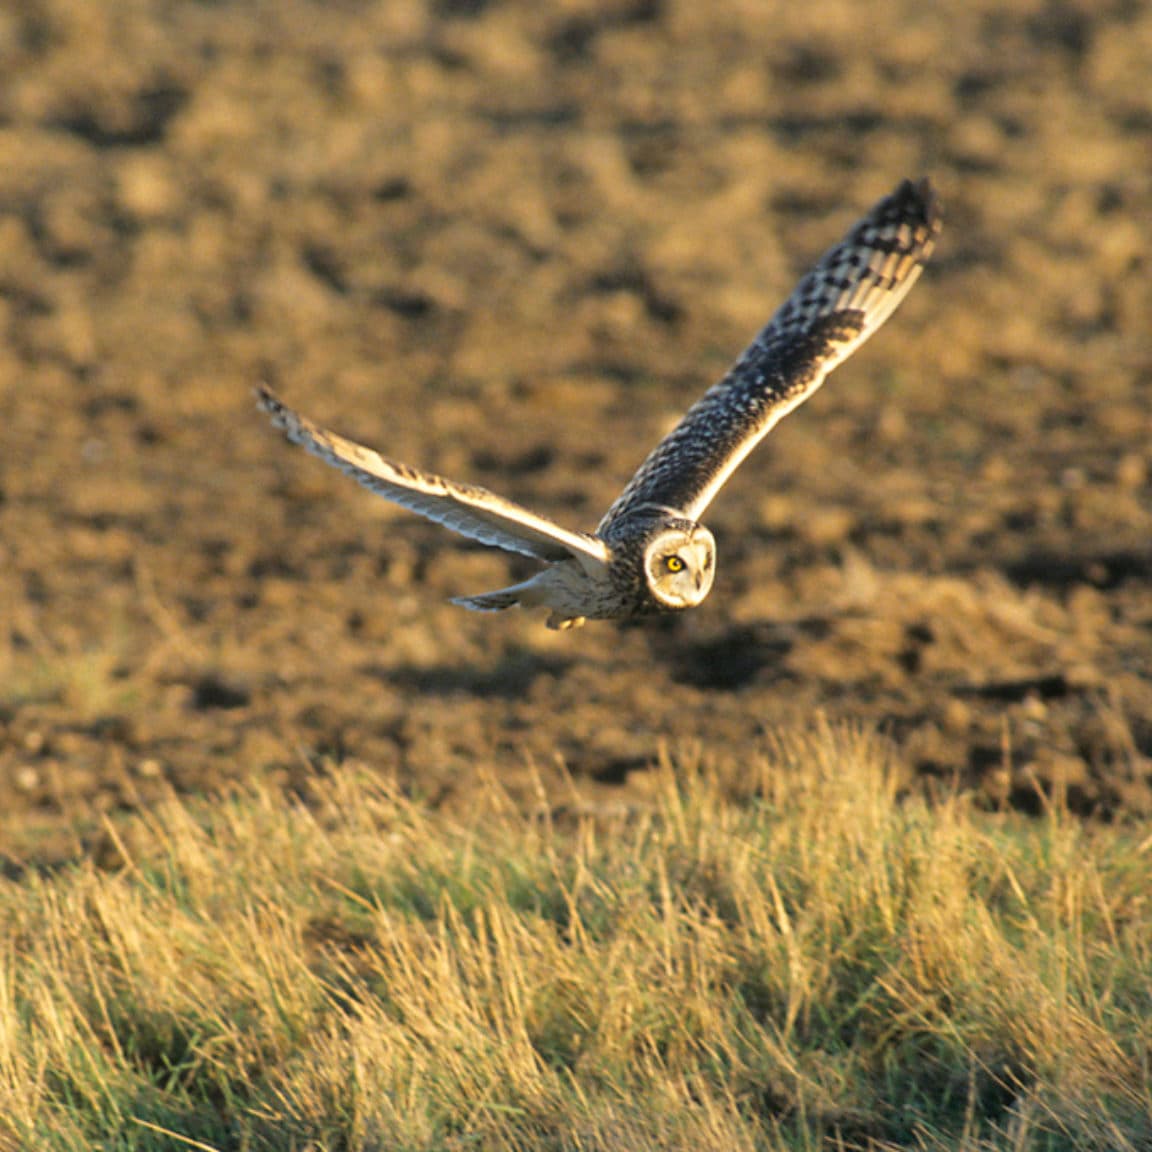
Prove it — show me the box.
[665,555,685,573]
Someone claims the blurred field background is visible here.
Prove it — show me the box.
[1,0,1150,840]
[0,0,1150,1143]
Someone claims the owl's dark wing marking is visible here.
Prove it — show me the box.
[257,386,611,570]
[599,178,941,530]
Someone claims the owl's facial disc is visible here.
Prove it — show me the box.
[645,524,716,609]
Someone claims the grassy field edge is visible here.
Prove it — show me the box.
[1,724,1149,1150]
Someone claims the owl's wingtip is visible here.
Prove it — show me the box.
[254,382,280,412]
[255,383,297,434]
[897,176,943,235]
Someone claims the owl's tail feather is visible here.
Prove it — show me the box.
[451,583,532,613]
[453,575,586,628]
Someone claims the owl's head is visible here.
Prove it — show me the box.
[643,520,716,610]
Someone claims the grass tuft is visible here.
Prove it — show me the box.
[0,724,1149,1149]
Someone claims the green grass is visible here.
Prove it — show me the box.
[1,724,1149,1150]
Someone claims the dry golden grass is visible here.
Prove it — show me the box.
[1,725,1149,1150]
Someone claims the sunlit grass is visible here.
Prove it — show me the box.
[0,724,1149,1150]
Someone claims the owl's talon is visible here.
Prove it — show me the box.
[549,613,586,630]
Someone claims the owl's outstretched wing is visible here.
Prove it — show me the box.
[257,386,610,569]
[599,178,941,532]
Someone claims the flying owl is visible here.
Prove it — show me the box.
[258,178,941,629]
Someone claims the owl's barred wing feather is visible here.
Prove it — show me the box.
[599,178,941,531]
[257,386,611,569]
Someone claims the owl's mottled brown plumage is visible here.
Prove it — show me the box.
[598,177,940,530]
[259,178,941,629]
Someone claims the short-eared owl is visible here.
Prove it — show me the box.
[259,178,940,629]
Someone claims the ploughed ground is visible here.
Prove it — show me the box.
[1,0,1150,864]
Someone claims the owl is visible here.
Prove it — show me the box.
[258,178,941,629]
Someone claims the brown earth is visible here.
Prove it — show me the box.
[1,0,1150,864]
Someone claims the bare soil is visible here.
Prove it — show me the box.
[1,0,1150,863]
